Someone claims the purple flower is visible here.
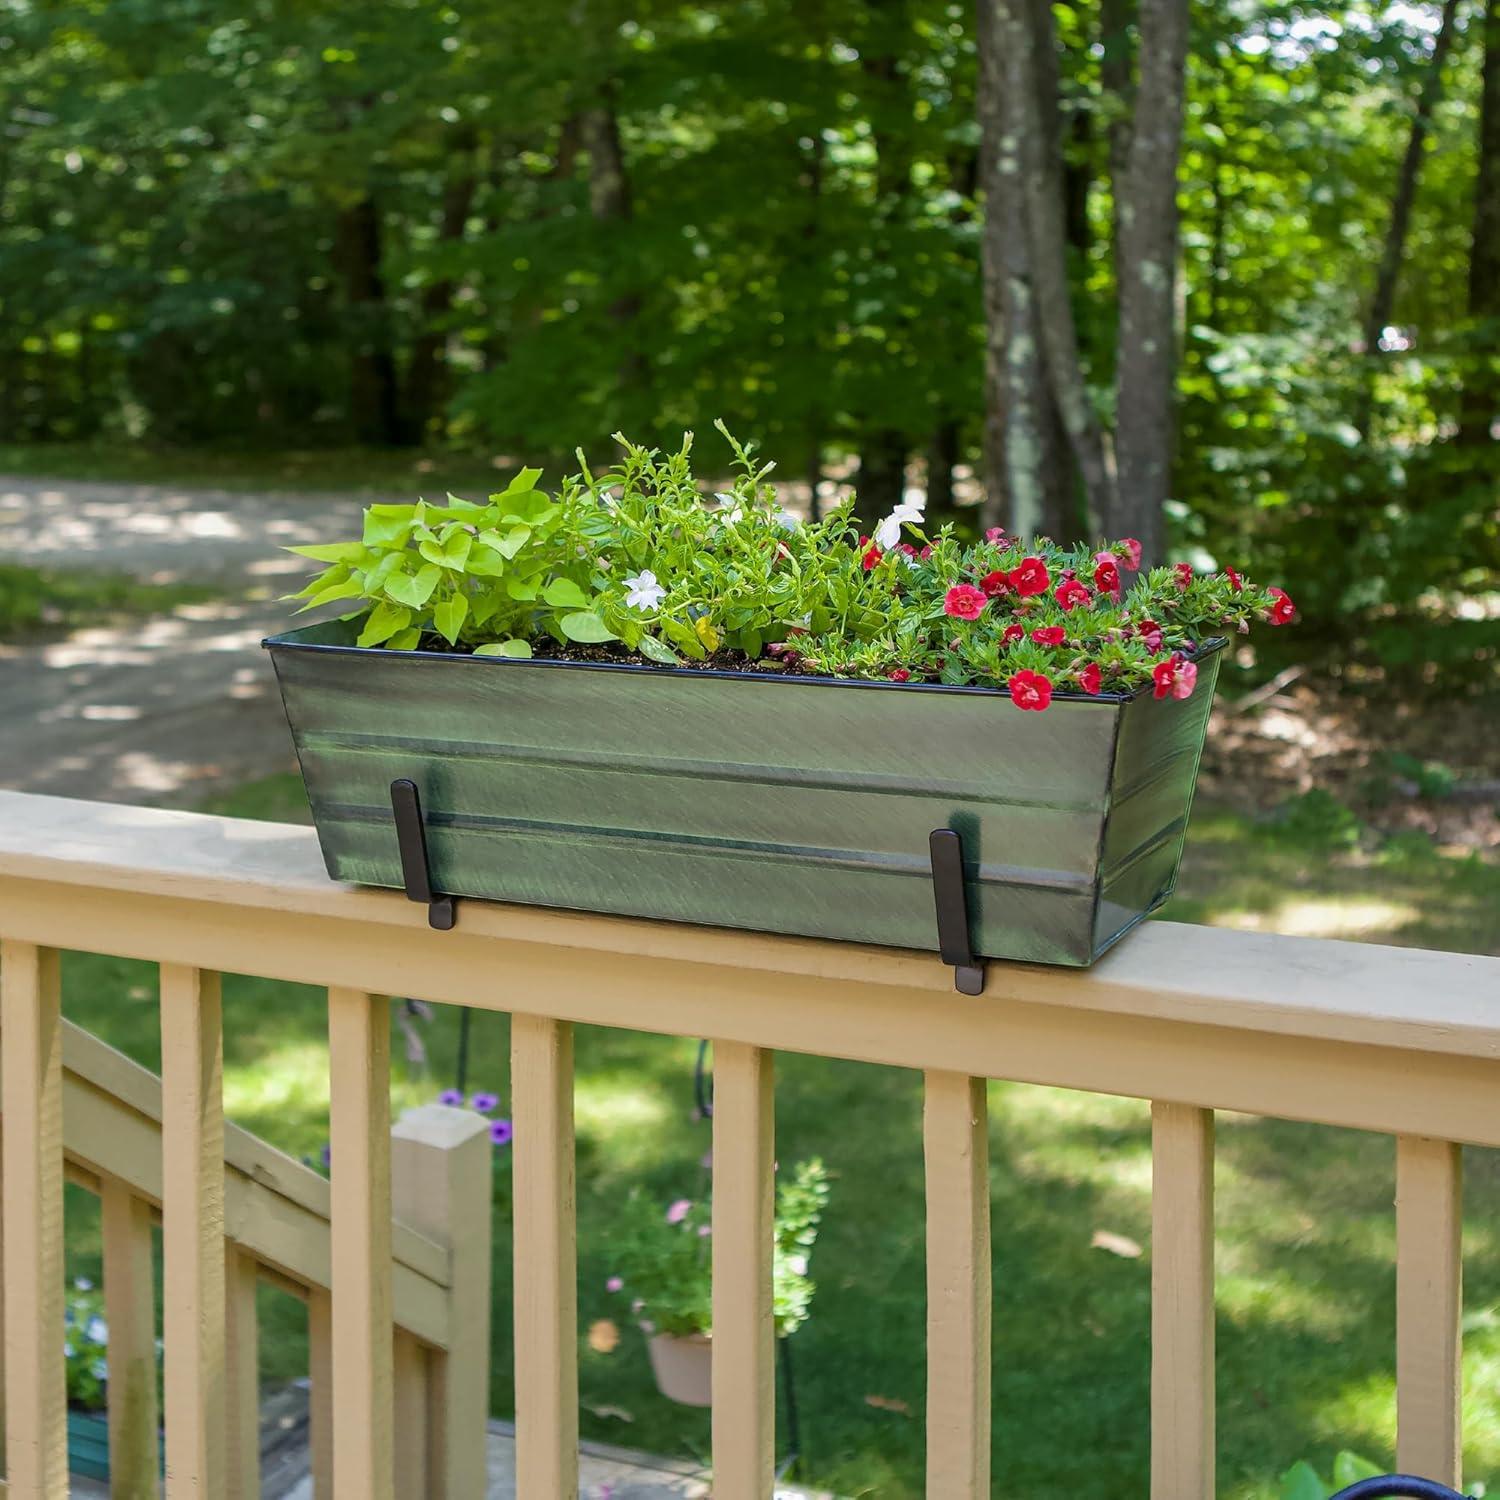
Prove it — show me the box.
[605,1275,624,1293]
[319,1144,332,1170]
[490,1118,513,1147]
[438,1088,464,1107]
[697,1224,712,1238]
[470,1091,501,1114]
[665,1198,692,1225]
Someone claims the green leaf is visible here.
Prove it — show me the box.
[1331,1454,1382,1490]
[387,627,422,650]
[362,505,418,548]
[475,525,531,561]
[473,639,533,658]
[286,542,367,563]
[433,593,470,645]
[419,529,473,571]
[357,602,412,648]
[738,627,763,659]
[295,576,367,613]
[660,617,707,659]
[1278,1461,1331,1500]
[638,634,683,666]
[384,564,442,608]
[543,577,590,608]
[559,611,617,643]
[505,575,540,600]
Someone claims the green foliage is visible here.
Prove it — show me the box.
[605,1159,830,1339]
[63,1279,113,1411]
[1268,790,1365,850]
[1277,1451,1384,1500]
[0,564,212,641]
[291,430,1293,698]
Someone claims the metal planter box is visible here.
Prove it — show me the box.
[265,619,1220,968]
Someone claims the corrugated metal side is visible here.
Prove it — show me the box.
[267,621,1210,965]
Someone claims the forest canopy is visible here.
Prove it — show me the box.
[2,0,1496,674]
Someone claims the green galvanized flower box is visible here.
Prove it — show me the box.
[68,1409,111,1482]
[265,619,1221,968]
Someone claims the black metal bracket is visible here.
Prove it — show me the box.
[391,779,456,931]
[929,829,985,996]
[1329,1479,1470,1500]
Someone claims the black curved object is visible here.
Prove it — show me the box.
[1329,1477,1469,1500]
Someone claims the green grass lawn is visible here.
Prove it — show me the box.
[0,562,214,640]
[53,775,1500,1499]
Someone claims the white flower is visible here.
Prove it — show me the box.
[86,1317,108,1344]
[774,509,800,530]
[597,488,620,510]
[623,570,667,611]
[787,1254,808,1276]
[873,498,925,551]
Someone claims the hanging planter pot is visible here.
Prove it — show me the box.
[264,619,1222,970]
[644,1331,713,1408]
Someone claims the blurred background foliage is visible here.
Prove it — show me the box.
[1,0,1496,682]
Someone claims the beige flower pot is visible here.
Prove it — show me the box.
[647,1331,712,1407]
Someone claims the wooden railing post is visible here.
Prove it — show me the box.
[391,1102,493,1499]
[224,1244,261,1500]
[1396,1135,1463,1487]
[711,1042,776,1500]
[327,987,395,1500]
[308,1288,334,1499]
[1,940,67,1497]
[101,1178,162,1499]
[1151,1102,1215,1500]
[923,1071,991,1499]
[511,1013,578,1500]
[160,962,226,1498]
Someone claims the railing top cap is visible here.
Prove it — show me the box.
[1,791,1496,1061]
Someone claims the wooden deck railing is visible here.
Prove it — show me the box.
[0,788,1497,1499]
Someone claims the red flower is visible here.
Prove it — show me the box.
[889,667,911,683]
[1093,553,1122,601]
[859,536,883,571]
[1152,659,1178,699]
[943,584,988,621]
[1008,669,1053,712]
[1224,566,1243,593]
[984,526,1007,543]
[1055,579,1092,612]
[979,569,1010,598]
[1174,562,1194,591]
[919,545,933,560]
[1078,662,1102,695]
[1118,538,1142,571]
[1031,626,1066,646]
[1266,587,1295,625]
[1136,618,1163,651]
[1009,555,1051,598]
[1001,623,1025,644]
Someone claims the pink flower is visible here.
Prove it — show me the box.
[1008,670,1053,712]
[1093,553,1122,601]
[1009,556,1051,598]
[1136,618,1163,652]
[606,1276,624,1293]
[1078,662,1102,695]
[1152,659,1177,699]
[984,526,1007,543]
[888,667,911,682]
[943,584,988,621]
[1174,562,1194,591]
[698,1224,712,1238]
[1267,587,1295,625]
[1055,579,1092,612]
[666,1199,692,1225]
[1031,626,1066,646]
[1171,659,1198,699]
[1118,538,1142,571]
[979,569,1010,598]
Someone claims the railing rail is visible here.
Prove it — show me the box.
[1,789,1497,1499]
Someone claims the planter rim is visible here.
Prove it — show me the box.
[263,627,1227,709]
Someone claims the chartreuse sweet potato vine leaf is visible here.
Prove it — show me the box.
[285,428,1294,706]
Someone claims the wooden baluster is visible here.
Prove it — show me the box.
[1,940,67,1496]
[161,962,226,1498]
[711,1042,776,1500]
[1151,1102,1215,1500]
[308,1289,334,1499]
[224,1245,261,1500]
[327,987,394,1500]
[392,1331,430,1500]
[1396,1135,1463,1486]
[923,1072,991,1499]
[511,1013,578,1500]
[392,1103,494,1499]
[101,1178,161,1499]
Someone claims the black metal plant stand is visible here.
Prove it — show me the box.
[1329,1481,1469,1500]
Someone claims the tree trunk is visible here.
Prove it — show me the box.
[1100,0,1136,269]
[1358,0,1463,435]
[926,419,961,526]
[336,195,402,447]
[401,135,479,446]
[1462,0,1500,445]
[581,99,645,388]
[1111,0,1190,565]
[976,0,1070,537]
[859,431,909,517]
[992,0,1116,527]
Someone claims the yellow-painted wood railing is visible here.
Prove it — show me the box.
[1,789,1498,1498]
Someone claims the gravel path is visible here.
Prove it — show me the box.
[1,476,362,803]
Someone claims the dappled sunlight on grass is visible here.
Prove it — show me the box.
[1210,896,1423,939]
